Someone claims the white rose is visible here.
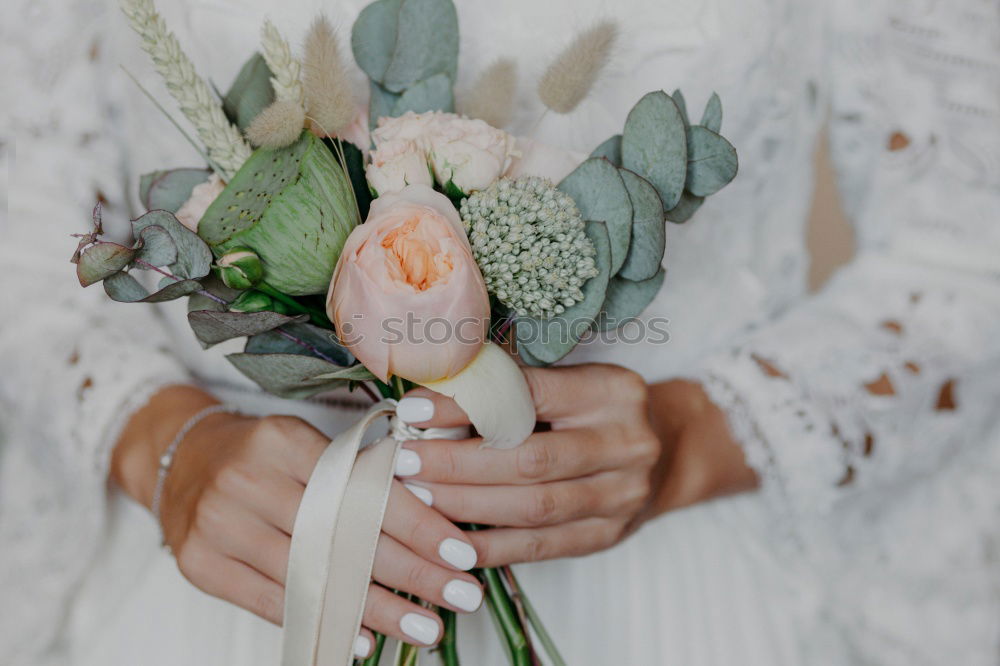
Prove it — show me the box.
[425,115,516,193]
[365,139,433,195]
[175,173,225,232]
[371,111,443,146]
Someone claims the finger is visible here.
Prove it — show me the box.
[239,472,305,535]
[178,544,285,625]
[397,389,469,428]
[353,628,376,659]
[466,518,625,567]
[194,496,291,584]
[381,481,479,571]
[397,428,615,485]
[363,584,443,647]
[521,365,647,425]
[372,534,483,613]
[412,471,635,527]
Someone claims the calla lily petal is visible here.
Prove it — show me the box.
[420,342,535,449]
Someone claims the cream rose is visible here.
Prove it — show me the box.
[365,139,433,196]
[175,173,225,232]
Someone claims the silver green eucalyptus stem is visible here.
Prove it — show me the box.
[119,0,252,179]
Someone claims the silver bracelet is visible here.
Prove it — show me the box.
[151,404,241,547]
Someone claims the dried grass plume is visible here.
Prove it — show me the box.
[302,15,355,136]
[459,59,518,128]
[538,20,618,114]
[246,100,306,149]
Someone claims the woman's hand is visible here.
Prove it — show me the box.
[111,385,483,657]
[393,366,757,567]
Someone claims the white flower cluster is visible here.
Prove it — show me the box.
[461,177,599,318]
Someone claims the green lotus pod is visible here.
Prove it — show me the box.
[198,132,360,295]
[217,248,264,289]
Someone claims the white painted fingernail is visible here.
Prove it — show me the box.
[443,579,483,612]
[353,634,371,658]
[438,538,477,571]
[400,612,440,645]
[404,483,433,506]
[395,449,421,476]
[397,397,435,424]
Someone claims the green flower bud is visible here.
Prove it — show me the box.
[217,247,264,290]
[228,290,274,313]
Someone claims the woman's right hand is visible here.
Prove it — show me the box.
[111,385,483,658]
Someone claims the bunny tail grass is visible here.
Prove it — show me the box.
[260,19,304,104]
[459,59,518,128]
[119,0,251,179]
[537,19,618,115]
[246,100,307,149]
[302,16,355,137]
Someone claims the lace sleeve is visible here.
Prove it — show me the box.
[1,0,189,660]
[696,0,1000,520]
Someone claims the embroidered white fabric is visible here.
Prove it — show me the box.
[2,0,998,664]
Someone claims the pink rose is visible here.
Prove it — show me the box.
[175,173,225,232]
[327,184,489,383]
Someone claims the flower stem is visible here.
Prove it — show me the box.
[358,632,386,666]
[437,608,459,666]
[255,282,331,327]
[478,566,532,666]
[502,566,565,666]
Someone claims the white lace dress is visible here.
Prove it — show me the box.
[3,0,998,664]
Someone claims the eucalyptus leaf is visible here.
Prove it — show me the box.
[312,365,378,381]
[245,322,354,365]
[596,269,666,330]
[187,274,243,312]
[621,91,687,210]
[558,158,632,275]
[226,352,354,399]
[589,135,622,166]
[104,271,202,303]
[141,168,211,213]
[188,310,308,347]
[515,343,547,368]
[671,89,689,126]
[352,0,459,93]
[393,73,454,115]
[76,242,135,287]
[223,52,276,130]
[701,92,723,133]
[664,191,705,224]
[132,210,212,279]
[686,126,738,197]
[516,220,611,364]
[135,225,178,267]
[617,169,665,281]
[368,80,402,129]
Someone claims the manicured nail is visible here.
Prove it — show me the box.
[438,538,477,571]
[404,483,433,506]
[400,612,440,645]
[443,579,483,612]
[397,397,435,424]
[395,449,421,476]
[353,634,371,658]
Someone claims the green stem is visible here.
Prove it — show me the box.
[479,567,532,666]
[255,282,331,327]
[503,566,565,666]
[437,608,459,666]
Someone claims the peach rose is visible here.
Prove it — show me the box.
[327,184,489,383]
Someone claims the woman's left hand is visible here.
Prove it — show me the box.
[393,364,665,567]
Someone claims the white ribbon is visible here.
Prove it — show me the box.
[282,400,399,666]
[281,401,471,666]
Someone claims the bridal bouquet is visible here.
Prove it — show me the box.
[71,0,737,663]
